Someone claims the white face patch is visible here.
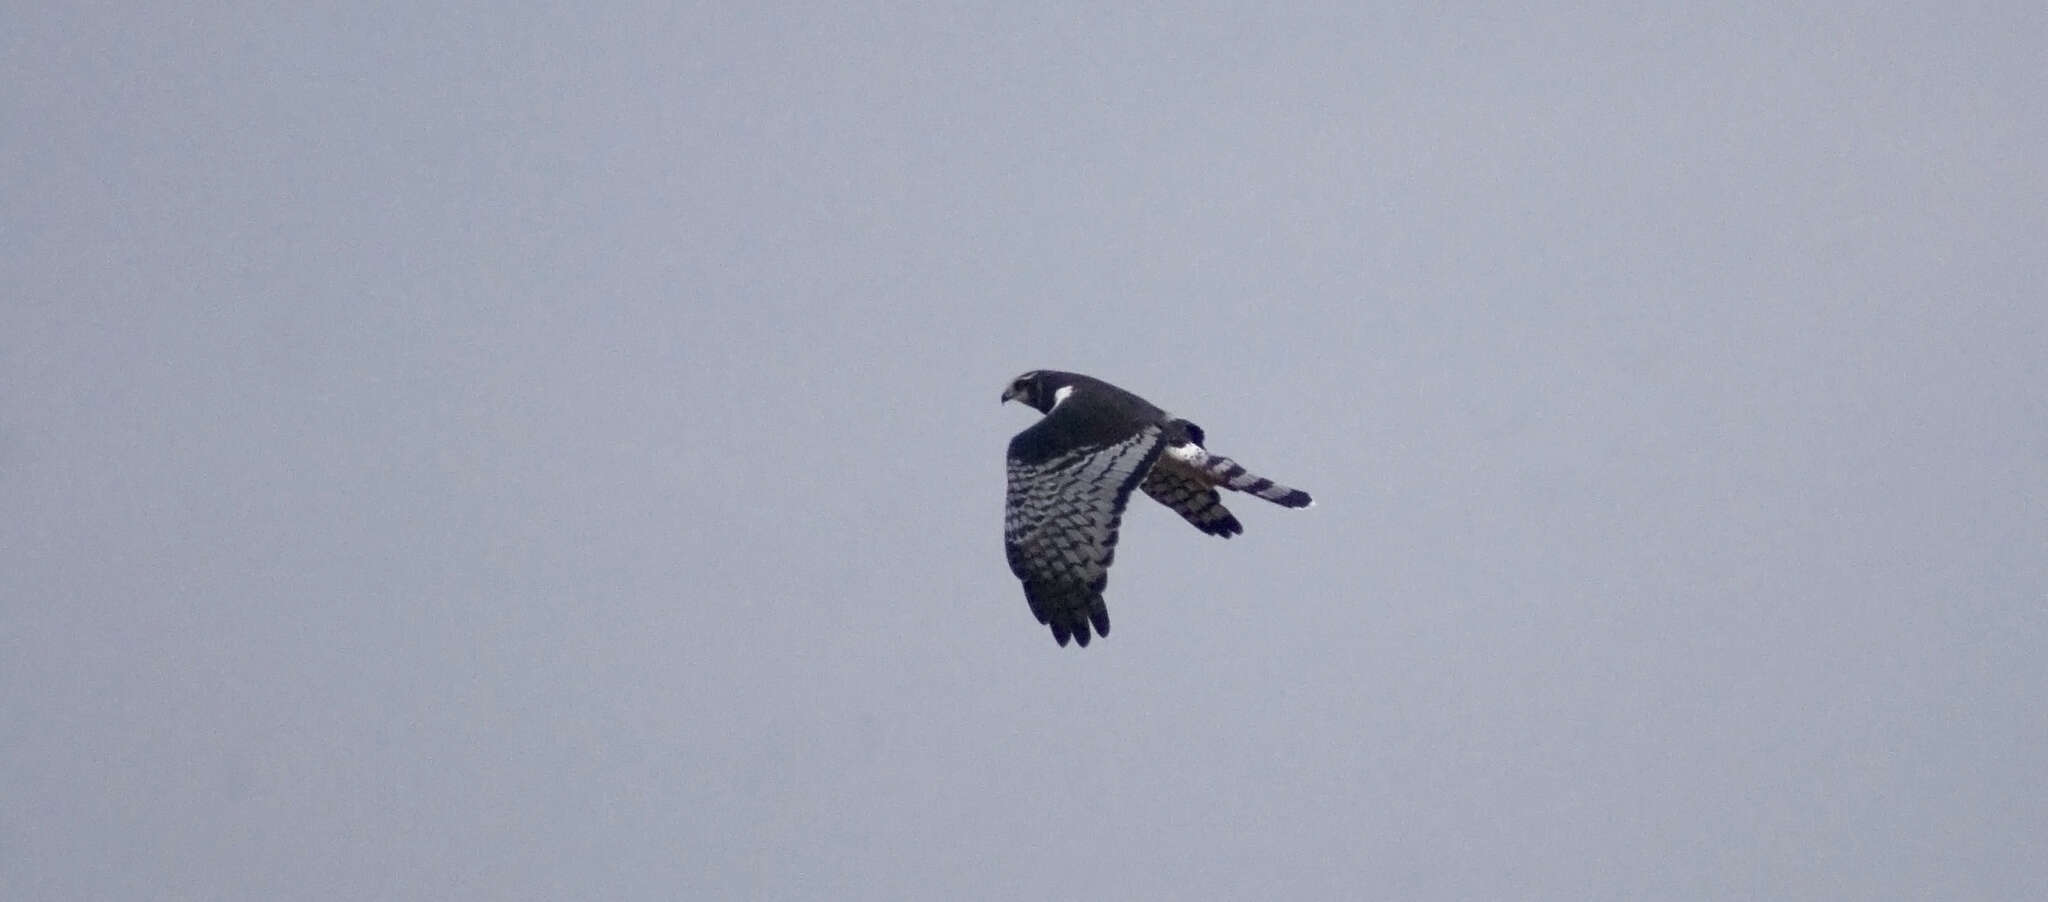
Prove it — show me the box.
[1163,442,1208,466]
[1049,384,1076,409]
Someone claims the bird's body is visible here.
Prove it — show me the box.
[1001,370,1313,647]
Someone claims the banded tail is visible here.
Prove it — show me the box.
[1196,452,1314,508]
[1157,421,1315,510]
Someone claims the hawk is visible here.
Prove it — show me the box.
[1001,370,1314,647]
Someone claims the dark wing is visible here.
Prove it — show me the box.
[1139,467,1243,538]
[1004,425,1166,647]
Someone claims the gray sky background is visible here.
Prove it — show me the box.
[6,3,2045,899]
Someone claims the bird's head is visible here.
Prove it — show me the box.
[1001,370,1077,414]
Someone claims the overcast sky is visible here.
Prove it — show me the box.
[6,3,2045,899]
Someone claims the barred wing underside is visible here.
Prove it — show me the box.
[1139,467,1244,537]
[1004,425,1165,647]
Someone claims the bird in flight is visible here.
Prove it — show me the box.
[1001,370,1314,647]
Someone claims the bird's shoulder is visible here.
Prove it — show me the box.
[1008,385,1163,464]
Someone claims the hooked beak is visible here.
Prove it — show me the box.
[1001,386,1022,404]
